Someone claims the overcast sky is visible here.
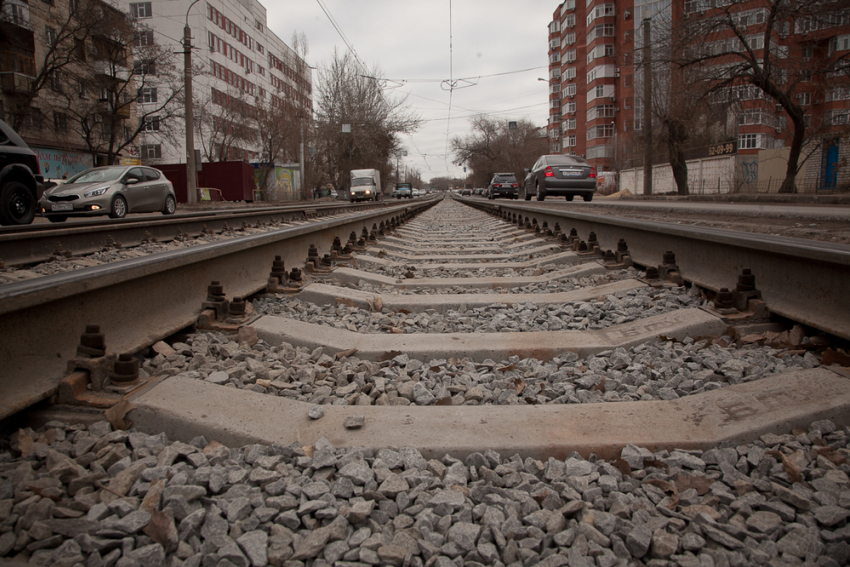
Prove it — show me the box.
[266,1,558,184]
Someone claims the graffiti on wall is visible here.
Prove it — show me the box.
[740,158,758,185]
[33,148,92,180]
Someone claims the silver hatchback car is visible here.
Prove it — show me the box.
[39,165,176,222]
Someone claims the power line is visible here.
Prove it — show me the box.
[443,0,454,174]
[315,0,366,71]
[365,65,550,87]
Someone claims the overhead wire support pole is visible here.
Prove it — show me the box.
[183,0,201,205]
[642,17,653,196]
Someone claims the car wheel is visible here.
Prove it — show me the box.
[565,195,574,201]
[47,215,68,223]
[524,189,531,201]
[583,194,593,202]
[162,195,176,215]
[536,184,546,202]
[109,195,127,219]
[0,181,36,225]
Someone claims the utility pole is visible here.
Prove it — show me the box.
[642,17,653,196]
[183,0,200,204]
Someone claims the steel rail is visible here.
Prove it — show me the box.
[0,199,437,420]
[459,196,850,341]
[0,199,437,267]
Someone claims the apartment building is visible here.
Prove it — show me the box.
[545,0,850,192]
[0,0,139,179]
[122,0,312,171]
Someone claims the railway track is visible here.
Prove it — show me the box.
[2,195,849,567]
[0,200,392,268]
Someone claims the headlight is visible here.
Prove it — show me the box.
[365,190,371,194]
[84,186,109,197]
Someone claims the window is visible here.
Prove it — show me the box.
[562,83,576,97]
[586,124,614,140]
[564,100,576,114]
[564,135,577,147]
[549,19,560,34]
[141,144,161,159]
[587,44,614,63]
[134,31,154,47]
[78,80,87,98]
[143,115,160,132]
[564,49,576,63]
[53,112,67,133]
[23,108,42,130]
[587,104,615,121]
[830,35,850,54]
[137,87,157,103]
[69,0,77,13]
[826,87,850,102]
[130,2,152,18]
[797,92,811,106]
[827,110,848,125]
[41,0,55,5]
[562,14,575,28]
[738,133,766,149]
[45,26,57,46]
[586,3,614,25]
[549,37,560,49]
[587,24,614,43]
[48,71,62,92]
[563,67,576,80]
[134,61,156,75]
[564,32,576,45]
[550,52,561,64]
[563,118,576,130]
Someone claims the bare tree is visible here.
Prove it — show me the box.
[313,50,420,191]
[195,85,257,163]
[452,116,547,186]
[670,0,850,193]
[1,0,106,132]
[62,11,184,165]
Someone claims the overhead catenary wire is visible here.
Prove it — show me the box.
[443,0,454,175]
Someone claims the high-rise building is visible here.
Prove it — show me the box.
[545,0,849,192]
[121,0,312,166]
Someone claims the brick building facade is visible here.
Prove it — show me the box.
[545,0,850,192]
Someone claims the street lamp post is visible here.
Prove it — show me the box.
[183,0,201,204]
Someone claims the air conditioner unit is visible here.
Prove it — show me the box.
[624,10,631,18]
[775,127,782,133]
[569,95,574,99]
[615,68,621,77]
[615,107,620,112]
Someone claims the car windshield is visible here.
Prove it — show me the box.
[66,168,126,184]
[495,176,516,183]
[546,156,586,166]
[351,178,375,187]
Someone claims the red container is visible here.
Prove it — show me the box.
[159,161,257,203]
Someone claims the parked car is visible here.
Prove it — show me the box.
[39,165,176,222]
[460,188,472,196]
[487,173,519,199]
[394,182,413,199]
[524,155,596,202]
[0,119,44,226]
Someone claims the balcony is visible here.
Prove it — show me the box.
[0,71,32,94]
[93,59,130,82]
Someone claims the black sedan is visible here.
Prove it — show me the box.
[523,155,596,202]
